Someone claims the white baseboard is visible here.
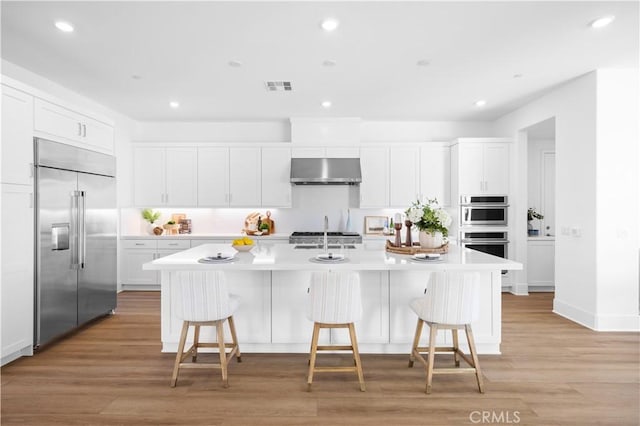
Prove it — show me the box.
[509,282,529,296]
[554,298,640,331]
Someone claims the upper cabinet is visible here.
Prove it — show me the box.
[34,98,114,154]
[1,84,34,185]
[389,146,419,207]
[453,139,510,196]
[359,146,389,208]
[420,144,451,206]
[261,147,291,207]
[229,147,261,207]
[197,147,229,207]
[291,146,359,158]
[134,147,198,206]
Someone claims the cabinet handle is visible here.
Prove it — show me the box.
[168,243,178,246]
[77,122,82,136]
[135,243,145,246]
[82,124,87,137]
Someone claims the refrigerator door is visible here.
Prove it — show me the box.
[77,173,117,324]
[36,167,79,346]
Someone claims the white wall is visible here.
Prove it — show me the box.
[494,70,639,331]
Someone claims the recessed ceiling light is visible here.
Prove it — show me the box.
[322,59,337,67]
[513,73,523,79]
[228,60,243,67]
[55,21,74,33]
[131,74,142,80]
[321,18,339,32]
[321,101,332,108]
[590,15,615,28]
[169,101,180,109]
[416,59,430,67]
[474,100,487,107]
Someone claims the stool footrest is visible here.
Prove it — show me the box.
[316,345,353,351]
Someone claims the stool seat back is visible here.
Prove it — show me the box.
[172,271,238,322]
[308,271,362,324]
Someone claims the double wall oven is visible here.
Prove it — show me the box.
[459,196,509,274]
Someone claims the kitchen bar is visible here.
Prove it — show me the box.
[144,242,522,355]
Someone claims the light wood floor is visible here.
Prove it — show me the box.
[1,292,638,425]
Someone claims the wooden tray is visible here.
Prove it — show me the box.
[385,239,449,255]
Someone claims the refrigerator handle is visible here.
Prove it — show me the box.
[71,191,80,270]
[79,191,87,268]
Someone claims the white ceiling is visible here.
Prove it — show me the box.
[1,1,637,122]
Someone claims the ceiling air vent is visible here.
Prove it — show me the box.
[265,81,292,92]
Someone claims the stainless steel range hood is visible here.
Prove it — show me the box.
[290,158,362,185]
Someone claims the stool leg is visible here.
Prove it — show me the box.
[425,323,438,394]
[192,325,200,362]
[307,322,320,391]
[216,320,229,388]
[227,315,242,363]
[408,318,424,368]
[465,324,484,393]
[451,328,460,367]
[348,323,366,392]
[171,321,190,387]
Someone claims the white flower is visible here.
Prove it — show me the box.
[435,209,452,228]
[406,207,422,223]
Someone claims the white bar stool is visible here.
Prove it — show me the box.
[170,271,241,388]
[408,271,485,394]
[306,271,365,392]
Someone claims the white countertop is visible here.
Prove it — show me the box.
[143,242,522,272]
[121,233,289,240]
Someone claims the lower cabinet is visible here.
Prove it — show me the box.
[527,239,555,289]
[271,271,389,345]
[121,239,190,290]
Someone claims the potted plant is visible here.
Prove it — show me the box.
[163,220,180,235]
[405,198,452,248]
[141,209,163,235]
[527,208,544,236]
[259,222,270,235]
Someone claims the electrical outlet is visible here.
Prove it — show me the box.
[561,226,571,236]
[571,226,581,237]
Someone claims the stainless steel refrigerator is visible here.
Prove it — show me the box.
[34,138,117,348]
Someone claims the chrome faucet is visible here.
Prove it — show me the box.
[323,215,329,253]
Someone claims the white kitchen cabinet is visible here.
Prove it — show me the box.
[225,271,272,343]
[229,147,261,206]
[197,147,229,206]
[455,141,510,195]
[359,146,389,208]
[419,144,451,206]
[261,147,291,207]
[133,147,197,207]
[527,239,555,289]
[1,184,34,365]
[291,146,359,158]
[1,85,34,185]
[33,98,114,154]
[121,239,190,290]
[390,146,419,207]
[272,271,389,345]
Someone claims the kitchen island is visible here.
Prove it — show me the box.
[144,242,521,354]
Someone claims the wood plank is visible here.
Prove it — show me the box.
[1,291,638,425]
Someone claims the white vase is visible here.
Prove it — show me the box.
[147,222,162,235]
[419,230,443,249]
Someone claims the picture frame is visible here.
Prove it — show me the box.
[365,216,388,235]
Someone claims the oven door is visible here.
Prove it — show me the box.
[460,206,508,226]
[460,239,509,275]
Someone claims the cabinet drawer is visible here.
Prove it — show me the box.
[121,240,158,249]
[157,240,191,250]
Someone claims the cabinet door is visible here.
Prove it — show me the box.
[1,184,34,362]
[457,144,484,195]
[1,85,34,185]
[483,143,509,195]
[133,147,165,206]
[165,148,197,206]
[34,98,84,144]
[121,249,158,286]
[271,271,329,344]
[527,241,555,288]
[82,116,114,153]
[229,147,261,207]
[359,147,389,208]
[390,146,419,207]
[420,145,451,206]
[197,147,229,206]
[261,147,291,207]
[331,271,389,344]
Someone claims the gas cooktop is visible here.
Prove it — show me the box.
[289,231,362,244]
[290,231,361,237]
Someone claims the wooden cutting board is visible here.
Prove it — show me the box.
[262,211,275,234]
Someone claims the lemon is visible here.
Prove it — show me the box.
[243,237,253,245]
[233,239,245,245]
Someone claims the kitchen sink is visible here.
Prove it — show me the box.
[294,244,356,250]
